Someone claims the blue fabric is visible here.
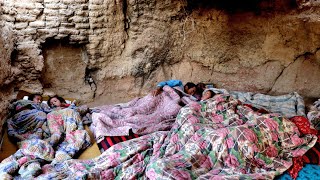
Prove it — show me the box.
[157,79,183,89]
[276,164,320,180]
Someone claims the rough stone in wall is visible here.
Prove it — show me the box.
[1,0,93,99]
[1,0,320,108]
[297,0,320,8]
[0,12,15,147]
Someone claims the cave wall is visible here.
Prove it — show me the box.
[0,1,15,144]
[0,1,320,111]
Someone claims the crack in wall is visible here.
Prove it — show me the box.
[85,67,97,98]
[267,46,320,94]
[121,0,129,55]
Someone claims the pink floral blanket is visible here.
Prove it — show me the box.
[90,85,185,142]
[23,94,317,179]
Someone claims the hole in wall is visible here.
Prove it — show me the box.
[10,49,18,66]
[40,38,93,100]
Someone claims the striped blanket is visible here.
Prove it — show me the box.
[207,88,306,118]
[98,132,140,153]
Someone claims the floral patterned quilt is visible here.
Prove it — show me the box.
[19,94,317,179]
[0,105,91,179]
[90,85,187,142]
[6,100,52,142]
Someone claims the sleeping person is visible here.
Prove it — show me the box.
[194,82,206,100]
[48,95,71,109]
[28,93,42,104]
[152,79,198,101]
[7,94,51,142]
[90,82,194,142]
[44,95,90,162]
[1,93,91,178]
[201,89,216,101]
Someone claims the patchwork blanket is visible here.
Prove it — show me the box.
[0,103,91,179]
[307,98,320,130]
[90,85,186,142]
[29,94,317,179]
[7,100,52,142]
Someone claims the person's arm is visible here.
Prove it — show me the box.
[153,80,183,96]
[152,87,163,96]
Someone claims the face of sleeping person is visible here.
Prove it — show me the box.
[185,86,197,95]
[201,90,213,100]
[49,97,62,108]
[33,95,42,104]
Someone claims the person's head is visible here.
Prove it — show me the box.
[28,94,42,104]
[201,90,215,101]
[197,83,206,91]
[48,95,66,108]
[196,82,206,94]
[184,82,197,95]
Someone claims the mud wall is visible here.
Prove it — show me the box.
[0,1,15,144]
[0,0,320,118]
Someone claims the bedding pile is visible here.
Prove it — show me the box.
[90,85,187,142]
[95,88,308,154]
[207,88,306,118]
[0,100,91,179]
[307,98,320,130]
[6,100,51,141]
[24,94,316,179]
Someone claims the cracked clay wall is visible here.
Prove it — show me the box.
[1,0,320,123]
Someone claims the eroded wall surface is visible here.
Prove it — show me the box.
[0,2,15,143]
[1,0,320,109]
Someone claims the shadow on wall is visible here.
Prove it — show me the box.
[40,38,95,102]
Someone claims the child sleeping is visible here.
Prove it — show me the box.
[48,95,73,109]
[201,89,216,101]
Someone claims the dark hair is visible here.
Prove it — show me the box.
[206,90,215,98]
[196,82,206,94]
[48,95,66,108]
[184,82,196,92]
[28,94,42,101]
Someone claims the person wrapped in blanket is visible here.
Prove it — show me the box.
[45,95,91,161]
[28,93,43,104]
[199,90,320,180]
[152,80,203,104]
[1,94,91,178]
[201,89,216,101]
[7,94,52,142]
